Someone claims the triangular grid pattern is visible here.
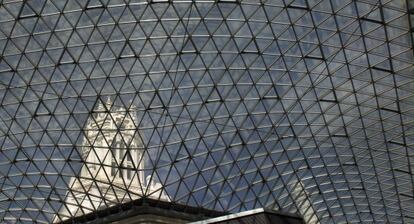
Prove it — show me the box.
[0,0,413,223]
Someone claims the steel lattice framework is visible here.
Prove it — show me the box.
[0,0,413,223]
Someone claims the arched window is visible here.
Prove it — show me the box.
[110,140,119,177]
[110,121,134,180]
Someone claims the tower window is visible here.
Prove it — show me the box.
[111,161,116,176]
[127,165,132,179]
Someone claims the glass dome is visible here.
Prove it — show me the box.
[0,0,413,223]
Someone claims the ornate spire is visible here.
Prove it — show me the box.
[105,96,112,111]
[96,98,104,111]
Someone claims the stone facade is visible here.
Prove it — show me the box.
[54,99,169,222]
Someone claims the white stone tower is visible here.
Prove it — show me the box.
[79,97,145,192]
[54,98,169,222]
[290,181,319,224]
